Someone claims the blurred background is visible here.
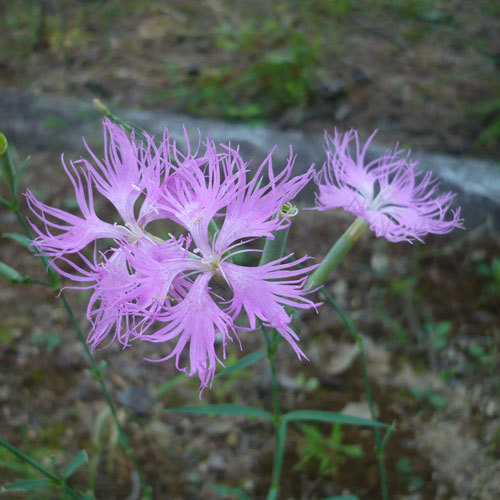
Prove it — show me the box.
[1,0,500,154]
[1,1,500,499]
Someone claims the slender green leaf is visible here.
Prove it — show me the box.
[283,410,388,428]
[3,232,32,249]
[64,450,88,478]
[2,478,52,491]
[209,484,250,500]
[78,494,95,500]
[215,350,266,379]
[0,133,7,155]
[0,438,59,483]
[322,496,359,500]
[13,156,31,195]
[267,421,288,500]
[167,404,272,420]
[0,261,27,283]
[0,133,13,186]
[381,424,395,449]
[0,195,12,208]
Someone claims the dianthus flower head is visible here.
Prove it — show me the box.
[26,119,319,393]
[314,129,464,243]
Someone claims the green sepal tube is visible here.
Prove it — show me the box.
[306,216,369,288]
[259,202,298,266]
[0,132,15,187]
[0,261,28,284]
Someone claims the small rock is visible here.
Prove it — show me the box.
[186,64,200,77]
[206,419,234,436]
[207,453,226,472]
[341,400,375,420]
[485,399,497,417]
[118,386,152,417]
[334,102,351,121]
[278,373,300,391]
[316,79,347,101]
[277,106,306,128]
[329,278,348,307]
[371,253,390,273]
[326,342,359,376]
[83,81,113,98]
[352,67,371,84]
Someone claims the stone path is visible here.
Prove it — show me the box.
[1,89,499,229]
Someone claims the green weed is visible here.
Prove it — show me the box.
[425,320,452,351]
[152,16,320,120]
[294,422,364,477]
[410,386,447,409]
[478,256,500,296]
[31,331,62,353]
[396,457,424,493]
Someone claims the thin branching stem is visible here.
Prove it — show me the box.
[260,323,285,500]
[320,287,390,500]
[0,436,94,499]
[0,437,60,483]
[258,219,294,500]
[59,293,149,496]
[6,162,151,498]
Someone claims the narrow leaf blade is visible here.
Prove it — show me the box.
[3,232,32,249]
[63,449,88,478]
[167,404,272,420]
[215,351,266,379]
[283,409,388,428]
[321,496,359,500]
[3,478,52,491]
[209,484,250,500]
[0,261,26,283]
[13,155,31,195]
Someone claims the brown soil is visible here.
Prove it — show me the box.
[1,0,500,156]
[1,1,500,499]
[1,147,499,498]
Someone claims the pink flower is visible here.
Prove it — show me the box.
[314,129,464,242]
[132,141,319,390]
[26,118,170,256]
[27,120,320,391]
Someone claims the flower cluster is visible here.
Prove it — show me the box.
[315,129,464,242]
[26,121,464,391]
[26,119,319,390]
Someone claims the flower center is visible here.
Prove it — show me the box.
[368,184,394,211]
[200,253,221,274]
[124,222,146,244]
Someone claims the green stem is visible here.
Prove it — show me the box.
[8,195,150,497]
[269,334,281,419]
[59,294,150,497]
[260,226,290,266]
[93,99,151,144]
[93,99,135,134]
[26,279,54,287]
[0,437,91,499]
[263,326,286,500]
[0,133,15,187]
[259,203,297,267]
[0,194,13,209]
[267,420,288,500]
[258,207,298,500]
[306,217,369,288]
[320,288,389,500]
[0,437,60,483]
